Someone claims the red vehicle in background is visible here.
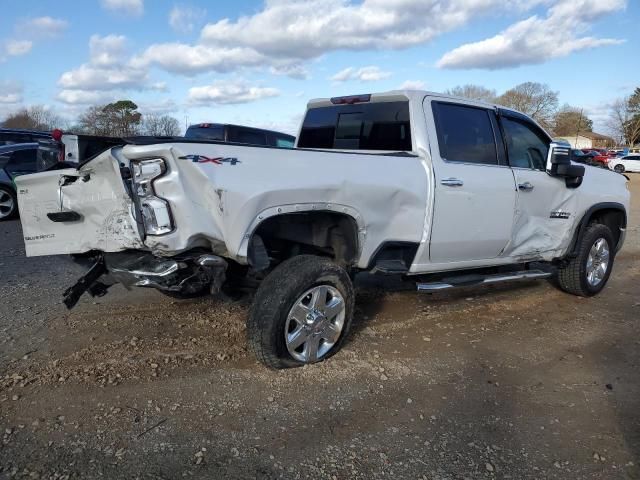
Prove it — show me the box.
[581,148,613,165]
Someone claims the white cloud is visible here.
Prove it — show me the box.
[89,34,127,67]
[200,0,522,60]
[331,66,391,82]
[169,5,206,33]
[269,64,309,80]
[101,0,144,16]
[138,99,179,115]
[58,63,148,91]
[132,43,267,75]
[4,40,32,56]
[150,81,168,92]
[438,0,626,70]
[56,34,157,103]
[188,81,280,105]
[133,0,547,77]
[0,81,23,104]
[21,17,68,38]
[399,80,426,90]
[56,89,115,105]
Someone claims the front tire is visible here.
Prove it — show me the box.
[247,255,354,369]
[0,186,17,221]
[556,223,615,297]
[613,164,625,173]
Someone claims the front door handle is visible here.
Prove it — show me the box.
[518,182,534,192]
[441,178,464,187]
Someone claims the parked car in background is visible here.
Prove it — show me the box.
[581,149,611,165]
[571,149,607,168]
[608,154,640,173]
[0,142,62,220]
[0,128,53,146]
[185,123,295,147]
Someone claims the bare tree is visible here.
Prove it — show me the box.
[553,104,593,136]
[2,105,64,131]
[607,96,640,146]
[497,82,559,129]
[143,114,181,136]
[445,84,497,103]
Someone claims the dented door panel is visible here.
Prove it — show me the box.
[506,168,578,260]
[15,152,143,257]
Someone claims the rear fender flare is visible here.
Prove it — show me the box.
[236,203,366,262]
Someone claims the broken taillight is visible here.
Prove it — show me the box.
[131,158,173,235]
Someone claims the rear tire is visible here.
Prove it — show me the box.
[556,223,615,297]
[247,255,354,369]
[0,186,17,221]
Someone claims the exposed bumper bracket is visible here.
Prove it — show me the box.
[63,256,107,309]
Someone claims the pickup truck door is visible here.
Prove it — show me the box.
[498,112,573,258]
[420,98,517,265]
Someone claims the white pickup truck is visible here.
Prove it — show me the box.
[16,90,630,369]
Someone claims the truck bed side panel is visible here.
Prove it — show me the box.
[121,143,428,267]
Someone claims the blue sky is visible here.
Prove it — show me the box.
[1,0,638,134]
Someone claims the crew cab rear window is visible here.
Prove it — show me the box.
[184,126,224,141]
[298,101,412,151]
[432,102,499,165]
[228,128,267,146]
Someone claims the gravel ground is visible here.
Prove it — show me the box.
[0,176,639,480]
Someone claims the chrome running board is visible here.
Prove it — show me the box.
[416,269,551,291]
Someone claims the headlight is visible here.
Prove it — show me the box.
[132,158,173,235]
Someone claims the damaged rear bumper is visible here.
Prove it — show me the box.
[63,250,227,309]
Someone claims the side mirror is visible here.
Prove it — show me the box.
[546,143,585,188]
[545,142,571,172]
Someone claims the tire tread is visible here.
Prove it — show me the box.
[557,223,614,297]
[247,255,354,369]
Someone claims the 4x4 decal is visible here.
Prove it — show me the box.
[178,155,241,165]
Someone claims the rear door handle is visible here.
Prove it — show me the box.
[440,178,464,187]
[518,182,534,192]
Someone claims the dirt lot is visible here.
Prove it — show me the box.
[1,176,639,480]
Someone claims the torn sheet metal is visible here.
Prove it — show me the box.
[121,142,428,267]
[15,149,143,257]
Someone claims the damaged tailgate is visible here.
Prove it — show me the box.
[15,149,144,256]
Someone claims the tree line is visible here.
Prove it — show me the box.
[1,85,639,145]
[445,83,640,146]
[1,100,181,137]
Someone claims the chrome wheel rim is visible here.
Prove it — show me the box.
[0,190,15,219]
[586,238,610,287]
[285,285,346,363]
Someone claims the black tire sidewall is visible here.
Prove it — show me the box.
[249,256,354,369]
[0,186,17,220]
[578,225,615,296]
[614,165,624,173]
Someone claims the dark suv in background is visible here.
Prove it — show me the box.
[0,141,62,220]
[185,123,295,147]
[0,128,54,146]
